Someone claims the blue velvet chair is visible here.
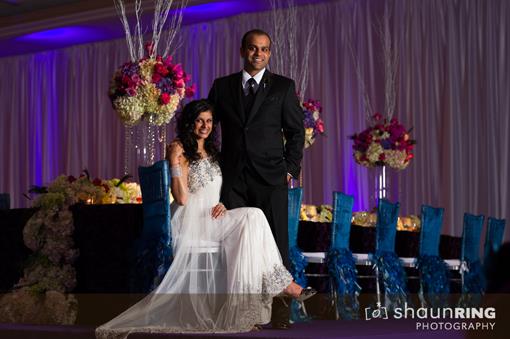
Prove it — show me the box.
[373,199,407,309]
[132,160,172,292]
[0,193,9,210]
[458,213,485,306]
[415,205,450,307]
[288,187,306,285]
[484,217,506,260]
[287,187,309,321]
[326,191,360,319]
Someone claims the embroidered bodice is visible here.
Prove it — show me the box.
[187,158,222,193]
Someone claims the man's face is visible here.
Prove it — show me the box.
[240,34,271,75]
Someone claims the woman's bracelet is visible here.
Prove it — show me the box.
[171,165,182,177]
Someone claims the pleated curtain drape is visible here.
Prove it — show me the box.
[1,0,508,240]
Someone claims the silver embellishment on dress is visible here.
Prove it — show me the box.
[262,264,293,296]
[188,158,222,193]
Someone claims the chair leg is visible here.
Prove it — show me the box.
[299,300,308,317]
[329,277,339,320]
[375,266,382,307]
[460,263,465,292]
[418,283,427,308]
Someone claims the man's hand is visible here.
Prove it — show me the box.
[211,203,227,219]
[287,173,293,184]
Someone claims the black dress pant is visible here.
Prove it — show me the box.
[223,164,290,270]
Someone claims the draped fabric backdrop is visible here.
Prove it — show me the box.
[1,0,509,240]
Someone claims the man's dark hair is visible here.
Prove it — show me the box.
[241,29,272,49]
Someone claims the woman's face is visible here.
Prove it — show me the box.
[193,110,213,140]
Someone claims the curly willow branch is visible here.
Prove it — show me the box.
[114,0,188,60]
[269,0,317,100]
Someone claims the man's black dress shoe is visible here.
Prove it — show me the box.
[270,296,291,330]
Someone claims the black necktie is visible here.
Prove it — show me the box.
[247,78,257,96]
[244,78,257,116]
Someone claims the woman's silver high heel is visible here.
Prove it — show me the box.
[294,287,317,302]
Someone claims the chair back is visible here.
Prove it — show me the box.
[461,213,484,263]
[133,160,172,292]
[0,193,9,210]
[139,160,171,242]
[484,217,506,259]
[288,187,303,248]
[419,205,444,257]
[331,192,354,250]
[376,199,400,252]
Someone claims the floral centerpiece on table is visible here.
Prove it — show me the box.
[300,204,332,222]
[350,113,416,170]
[0,172,141,325]
[103,178,142,204]
[109,43,196,126]
[302,98,325,148]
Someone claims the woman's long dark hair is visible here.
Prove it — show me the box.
[176,99,219,163]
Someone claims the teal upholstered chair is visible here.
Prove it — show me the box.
[287,187,309,321]
[326,191,360,319]
[133,160,172,292]
[415,205,450,307]
[484,217,506,260]
[0,193,9,210]
[458,213,485,306]
[288,187,306,285]
[373,199,407,310]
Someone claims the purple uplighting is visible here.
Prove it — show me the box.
[16,26,105,43]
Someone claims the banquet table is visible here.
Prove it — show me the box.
[0,206,461,293]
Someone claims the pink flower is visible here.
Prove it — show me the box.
[126,87,137,96]
[122,75,132,87]
[154,63,169,76]
[174,79,185,88]
[131,74,140,84]
[160,93,170,104]
[317,120,325,133]
[185,84,196,98]
[172,64,184,79]
[373,112,383,121]
[163,56,173,66]
[152,73,162,83]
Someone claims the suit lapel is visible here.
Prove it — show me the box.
[230,72,245,124]
[246,71,273,125]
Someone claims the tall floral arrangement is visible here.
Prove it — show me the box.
[109,47,196,126]
[302,98,325,148]
[112,0,191,166]
[350,113,415,170]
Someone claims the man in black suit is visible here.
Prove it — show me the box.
[208,29,305,328]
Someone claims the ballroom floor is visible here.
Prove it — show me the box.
[0,319,468,339]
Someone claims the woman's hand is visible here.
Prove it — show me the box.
[211,203,227,219]
[166,140,184,165]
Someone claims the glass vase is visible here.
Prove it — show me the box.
[373,165,391,207]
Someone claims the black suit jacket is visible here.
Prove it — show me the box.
[208,70,304,197]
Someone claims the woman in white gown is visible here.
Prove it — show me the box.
[96,100,313,339]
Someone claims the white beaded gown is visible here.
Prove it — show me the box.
[96,158,293,338]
